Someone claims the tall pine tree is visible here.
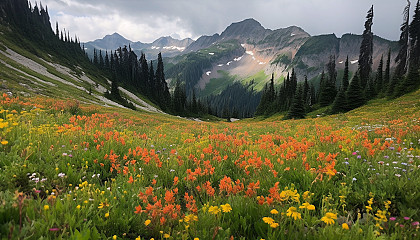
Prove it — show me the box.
[286,85,305,119]
[376,55,384,93]
[346,73,366,111]
[398,0,420,94]
[359,5,374,88]
[342,56,350,92]
[319,56,337,107]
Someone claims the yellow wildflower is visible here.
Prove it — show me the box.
[321,212,337,225]
[163,233,170,239]
[194,238,199,240]
[286,207,301,220]
[184,214,198,223]
[105,212,109,218]
[342,223,349,230]
[384,200,391,210]
[302,191,311,201]
[220,204,232,213]
[136,237,141,240]
[144,219,151,226]
[1,140,8,145]
[262,217,275,225]
[208,206,220,215]
[112,235,117,240]
[76,205,81,209]
[299,202,315,210]
[270,222,279,228]
[44,205,49,210]
[98,202,109,209]
[270,209,279,215]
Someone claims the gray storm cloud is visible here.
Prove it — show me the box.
[39,0,409,42]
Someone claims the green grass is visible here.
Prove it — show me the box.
[0,88,419,239]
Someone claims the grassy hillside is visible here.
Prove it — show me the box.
[0,25,160,113]
[0,88,419,239]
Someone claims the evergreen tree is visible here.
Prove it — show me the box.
[191,90,198,114]
[255,83,269,116]
[155,52,171,110]
[359,5,374,88]
[394,0,411,78]
[318,71,326,103]
[346,73,366,111]
[409,0,420,67]
[172,79,187,114]
[110,77,119,99]
[384,49,391,87]
[286,85,305,119]
[268,73,275,103]
[396,0,420,95]
[310,83,317,105]
[342,56,350,91]
[365,76,376,99]
[303,75,310,105]
[256,74,276,116]
[99,50,104,69]
[55,22,59,38]
[266,73,276,114]
[93,49,98,65]
[148,60,155,98]
[104,51,110,69]
[110,51,115,71]
[331,88,347,114]
[376,55,384,93]
[139,53,149,93]
[319,56,337,107]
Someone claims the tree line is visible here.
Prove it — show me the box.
[256,1,420,119]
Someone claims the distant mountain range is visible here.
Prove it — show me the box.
[86,18,399,98]
[84,33,194,60]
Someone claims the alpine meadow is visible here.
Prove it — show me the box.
[0,0,419,239]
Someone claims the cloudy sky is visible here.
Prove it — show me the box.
[38,0,411,43]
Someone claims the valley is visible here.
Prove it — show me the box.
[0,0,419,239]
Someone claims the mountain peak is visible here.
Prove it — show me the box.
[104,32,129,41]
[220,18,266,40]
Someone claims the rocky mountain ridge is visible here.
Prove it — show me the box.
[163,18,398,97]
[84,33,194,60]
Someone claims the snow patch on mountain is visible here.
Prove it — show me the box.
[246,51,254,56]
[163,46,185,51]
[206,71,211,76]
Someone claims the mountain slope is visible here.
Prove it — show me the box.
[165,18,398,98]
[0,0,160,113]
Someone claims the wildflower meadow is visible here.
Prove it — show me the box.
[0,92,419,239]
